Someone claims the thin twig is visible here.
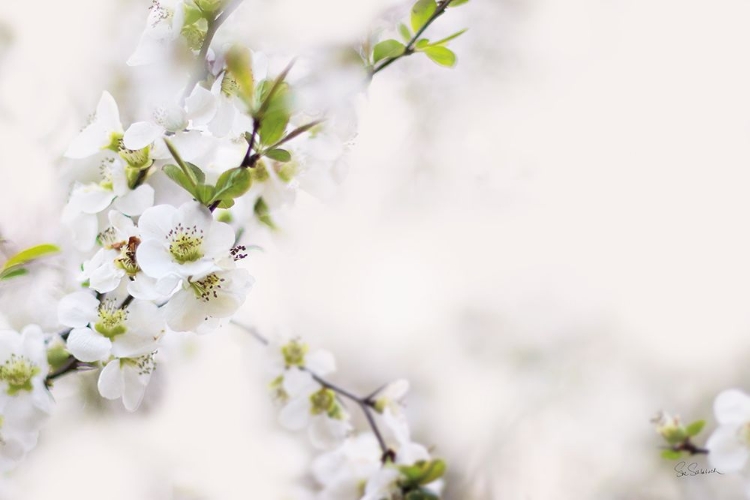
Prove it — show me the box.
[229,319,395,461]
[45,357,94,387]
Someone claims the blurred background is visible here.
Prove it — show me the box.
[3,0,750,498]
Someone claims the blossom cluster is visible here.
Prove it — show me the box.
[267,339,445,499]
[0,0,468,494]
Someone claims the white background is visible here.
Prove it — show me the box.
[2,0,750,498]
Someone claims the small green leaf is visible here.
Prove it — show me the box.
[661,449,683,460]
[164,139,202,186]
[373,39,406,64]
[686,420,706,437]
[411,0,437,32]
[256,62,294,117]
[430,28,468,46]
[449,0,469,6]
[398,459,447,487]
[398,23,412,43]
[266,120,323,150]
[211,167,252,203]
[254,197,276,229]
[163,164,199,198]
[182,3,204,25]
[2,244,60,271]
[218,198,236,209]
[259,111,290,146]
[0,267,28,280]
[423,46,456,67]
[264,148,292,162]
[415,39,430,49]
[194,184,216,205]
[404,491,440,500]
[226,44,255,108]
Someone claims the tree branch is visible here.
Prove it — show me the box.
[230,319,395,461]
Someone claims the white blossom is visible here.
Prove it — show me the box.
[277,367,351,450]
[128,0,187,67]
[137,201,236,280]
[164,267,253,333]
[707,389,750,472]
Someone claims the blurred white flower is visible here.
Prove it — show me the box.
[312,433,382,500]
[0,326,54,471]
[278,367,351,450]
[65,92,123,159]
[128,0,188,67]
[707,389,750,472]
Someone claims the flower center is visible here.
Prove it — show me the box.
[0,354,40,395]
[94,300,129,339]
[114,236,141,276]
[221,72,240,97]
[309,388,343,419]
[149,1,174,28]
[118,140,152,169]
[122,352,156,376]
[168,223,204,264]
[281,340,308,368]
[190,273,225,301]
[98,157,116,191]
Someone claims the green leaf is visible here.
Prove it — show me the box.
[661,449,683,460]
[254,197,276,229]
[259,110,290,146]
[256,62,294,118]
[266,120,323,150]
[430,28,467,46]
[399,23,412,43]
[404,491,440,500]
[0,267,28,281]
[182,3,204,25]
[194,184,216,205]
[226,44,255,107]
[448,0,470,6]
[2,244,60,271]
[411,0,437,32]
[686,420,706,437]
[398,459,447,487]
[218,198,236,209]
[163,164,199,199]
[423,46,456,67]
[373,39,406,64]
[164,139,202,186]
[415,39,430,49]
[211,167,252,203]
[264,148,292,162]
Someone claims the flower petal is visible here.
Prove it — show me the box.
[123,121,163,150]
[67,327,112,362]
[715,389,750,425]
[279,396,311,431]
[113,184,155,216]
[57,292,99,328]
[97,360,123,400]
[707,424,750,472]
